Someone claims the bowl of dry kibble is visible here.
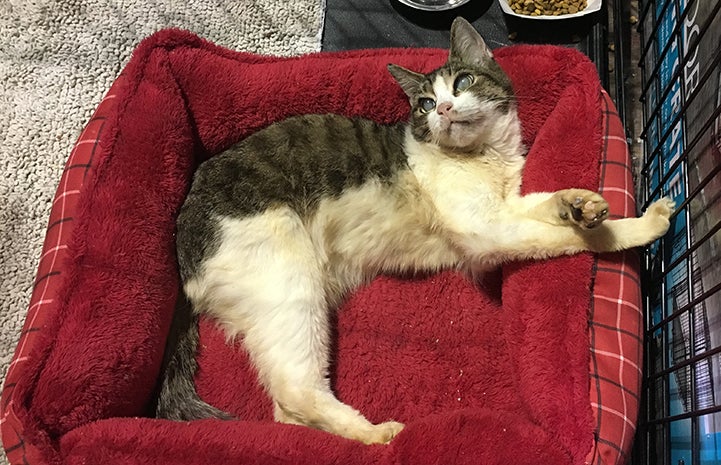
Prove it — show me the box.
[499,0,602,19]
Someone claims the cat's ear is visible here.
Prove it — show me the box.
[449,17,493,65]
[387,64,425,98]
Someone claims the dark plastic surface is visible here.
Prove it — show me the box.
[322,0,608,89]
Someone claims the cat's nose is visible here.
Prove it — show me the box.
[437,102,453,116]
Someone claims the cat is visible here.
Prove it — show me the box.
[156,17,674,445]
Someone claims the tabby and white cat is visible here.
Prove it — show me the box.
[157,17,673,445]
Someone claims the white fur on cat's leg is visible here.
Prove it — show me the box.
[272,386,404,445]
[507,189,609,228]
[188,208,404,445]
[584,197,675,251]
[456,196,674,263]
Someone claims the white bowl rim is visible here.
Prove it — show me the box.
[498,0,602,20]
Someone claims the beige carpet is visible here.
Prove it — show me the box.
[0,2,325,461]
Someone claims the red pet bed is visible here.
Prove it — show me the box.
[2,30,642,465]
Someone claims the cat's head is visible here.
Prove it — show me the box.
[388,17,515,153]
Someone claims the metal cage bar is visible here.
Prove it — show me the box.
[635,1,721,464]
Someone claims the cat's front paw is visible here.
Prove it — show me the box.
[645,197,676,219]
[641,197,675,239]
[558,189,609,229]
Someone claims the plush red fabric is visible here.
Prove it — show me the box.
[10,30,603,464]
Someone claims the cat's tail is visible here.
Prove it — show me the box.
[155,293,233,421]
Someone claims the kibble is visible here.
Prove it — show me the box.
[507,0,588,16]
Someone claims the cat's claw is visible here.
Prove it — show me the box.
[559,189,609,229]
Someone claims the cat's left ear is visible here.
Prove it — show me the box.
[387,64,425,99]
[449,17,493,65]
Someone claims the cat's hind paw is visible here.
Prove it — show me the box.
[362,420,405,445]
[558,189,609,229]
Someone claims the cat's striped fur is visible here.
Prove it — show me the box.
[156,18,673,444]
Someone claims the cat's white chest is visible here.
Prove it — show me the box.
[406,136,523,235]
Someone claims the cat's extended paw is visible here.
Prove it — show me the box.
[360,420,405,445]
[645,197,676,220]
[558,189,609,229]
[352,421,405,445]
[641,197,675,240]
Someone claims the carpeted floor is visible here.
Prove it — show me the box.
[0,3,325,462]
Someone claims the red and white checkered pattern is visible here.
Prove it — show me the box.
[1,74,127,465]
[585,90,644,465]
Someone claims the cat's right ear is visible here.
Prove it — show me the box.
[449,17,493,65]
[387,64,424,99]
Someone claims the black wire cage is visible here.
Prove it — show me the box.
[634,0,721,464]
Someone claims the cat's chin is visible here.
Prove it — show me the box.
[437,138,484,154]
[433,125,484,153]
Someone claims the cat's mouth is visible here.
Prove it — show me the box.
[438,115,477,131]
[432,114,488,151]
[441,117,479,133]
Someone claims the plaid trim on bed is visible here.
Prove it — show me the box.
[585,91,644,465]
[0,74,126,465]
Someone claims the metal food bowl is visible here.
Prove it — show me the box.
[394,0,473,11]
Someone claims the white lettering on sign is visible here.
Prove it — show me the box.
[683,0,700,97]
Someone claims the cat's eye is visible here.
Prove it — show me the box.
[419,98,436,113]
[454,74,474,92]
